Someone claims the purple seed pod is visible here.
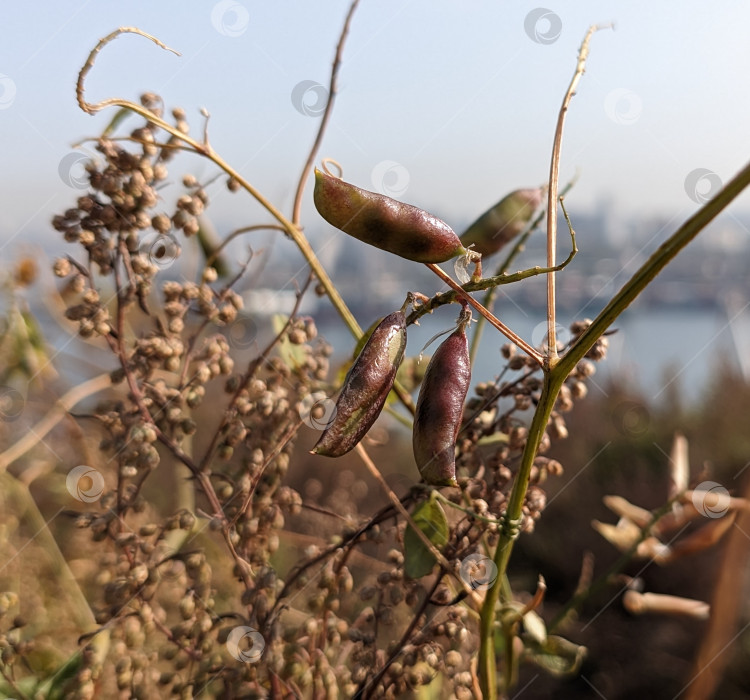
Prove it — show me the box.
[459,188,543,257]
[413,312,472,486]
[314,167,467,264]
[312,310,407,457]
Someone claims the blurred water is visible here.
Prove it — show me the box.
[317,304,747,406]
[34,290,746,409]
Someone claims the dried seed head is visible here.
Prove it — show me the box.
[53,258,72,277]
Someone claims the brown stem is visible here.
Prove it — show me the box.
[545,23,611,364]
[354,443,482,606]
[291,0,361,225]
[425,263,543,365]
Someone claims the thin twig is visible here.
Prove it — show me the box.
[204,223,286,269]
[76,27,181,115]
[76,25,418,420]
[0,373,112,471]
[291,0,361,225]
[469,175,578,364]
[424,263,544,365]
[358,575,444,699]
[545,23,611,365]
[354,443,482,606]
[410,224,577,327]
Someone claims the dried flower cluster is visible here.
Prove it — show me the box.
[0,92,614,697]
[0,15,746,700]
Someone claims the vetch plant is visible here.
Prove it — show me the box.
[0,7,748,699]
[312,306,407,457]
[412,306,472,487]
[313,162,470,264]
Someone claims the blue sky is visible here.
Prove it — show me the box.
[1,1,750,253]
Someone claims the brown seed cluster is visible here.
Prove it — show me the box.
[43,96,338,696]
[455,319,608,534]
[35,83,612,696]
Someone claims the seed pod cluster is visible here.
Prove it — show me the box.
[413,311,472,487]
[312,310,407,457]
[314,167,467,263]
[459,188,543,257]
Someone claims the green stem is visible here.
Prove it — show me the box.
[477,157,750,698]
[478,369,563,698]
[469,229,535,364]
[468,177,577,364]
[559,157,750,378]
[415,220,576,336]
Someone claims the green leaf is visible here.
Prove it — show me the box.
[404,494,449,579]
[271,314,306,371]
[523,634,587,678]
[101,107,132,137]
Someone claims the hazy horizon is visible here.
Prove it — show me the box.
[2,2,750,258]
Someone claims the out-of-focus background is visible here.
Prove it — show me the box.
[2,2,750,698]
[2,0,750,399]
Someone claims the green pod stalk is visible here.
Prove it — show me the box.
[413,314,472,487]
[459,188,543,257]
[312,310,407,457]
[314,167,467,263]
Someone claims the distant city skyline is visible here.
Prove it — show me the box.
[2,1,750,260]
